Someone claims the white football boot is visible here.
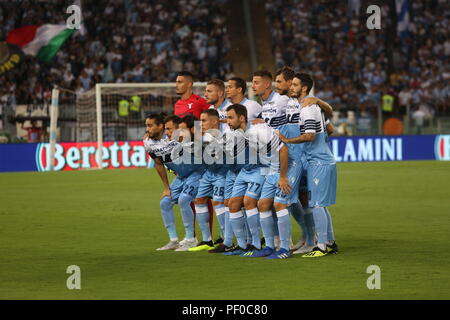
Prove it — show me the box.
[292,244,315,254]
[156,240,179,251]
[175,238,197,251]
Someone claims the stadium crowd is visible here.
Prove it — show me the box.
[265,0,449,131]
[1,0,449,138]
[0,0,232,106]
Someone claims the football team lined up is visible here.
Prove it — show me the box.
[143,68,338,259]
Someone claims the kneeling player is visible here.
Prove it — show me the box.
[144,113,204,251]
[190,109,228,251]
[256,125,302,259]
[225,104,289,257]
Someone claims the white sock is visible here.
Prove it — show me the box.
[318,243,326,251]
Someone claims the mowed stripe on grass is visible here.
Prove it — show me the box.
[0,161,449,299]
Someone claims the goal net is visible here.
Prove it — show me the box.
[46,82,254,170]
[76,83,209,143]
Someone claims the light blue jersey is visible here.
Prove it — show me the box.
[227,123,284,173]
[300,104,336,207]
[285,97,303,163]
[259,97,303,204]
[143,137,204,178]
[300,104,335,165]
[260,91,289,129]
[201,130,228,174]
[147,136,204,243]
[260,91,299,165]
[196,131,229,202]
[228,123,284,199]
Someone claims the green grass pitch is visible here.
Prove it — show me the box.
[1,161,449,299]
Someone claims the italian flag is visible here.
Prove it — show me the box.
[6,24,76,62]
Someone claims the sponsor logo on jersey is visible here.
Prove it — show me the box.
[148,140,179,155]
[261,107,278,117]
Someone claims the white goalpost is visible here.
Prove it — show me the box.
[48,85,78,171]
[48,82,255,170]
[48,87,59,171]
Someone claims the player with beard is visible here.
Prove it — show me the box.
[275,67,335,254]
[143,113,204,251]
[277,73,339,258]
[224,104,290,257]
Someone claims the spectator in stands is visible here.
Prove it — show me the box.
[21,120,42,143]
[412,107,426,135]
[398,87,413,115]
[356,106,373,136]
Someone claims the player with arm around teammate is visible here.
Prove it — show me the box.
[276,67,336,254]
[224,104,289,257]
[277,73,339,257]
